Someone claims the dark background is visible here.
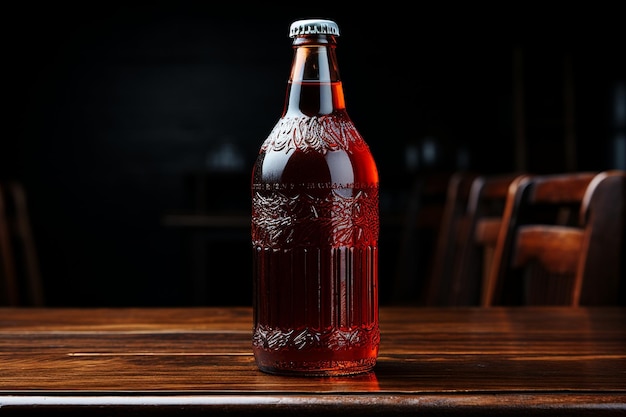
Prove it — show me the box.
[3,2,624,306]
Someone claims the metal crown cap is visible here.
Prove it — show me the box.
[289,19,340,38]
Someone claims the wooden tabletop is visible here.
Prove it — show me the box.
[1,306,625,415]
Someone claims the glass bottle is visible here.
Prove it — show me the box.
[251,19,380,376]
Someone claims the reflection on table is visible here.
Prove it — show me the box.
[1,306,625,415]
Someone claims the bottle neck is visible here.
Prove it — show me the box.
[283,35,346,117]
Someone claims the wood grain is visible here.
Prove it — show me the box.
[0,306,625,415]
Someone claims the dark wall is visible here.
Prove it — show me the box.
[3,3,624,306]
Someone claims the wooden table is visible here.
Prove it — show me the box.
[1,306,625,415]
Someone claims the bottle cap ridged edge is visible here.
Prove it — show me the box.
[289,19,340,38]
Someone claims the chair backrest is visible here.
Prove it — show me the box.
[452,173,525,305]
[423,171,476,305]
[425,172,523,306]
[0,183,17,304]
[392,171,455,304]
[0,181,44,306]
[483,170,626,306]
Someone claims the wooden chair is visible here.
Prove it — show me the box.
[0,181,44,306]
[425,172,523,306]
[391,171,456,304]
[483,170,626,306]
[422,171,476,305]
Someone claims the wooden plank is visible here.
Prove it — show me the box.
[0,307,624,415]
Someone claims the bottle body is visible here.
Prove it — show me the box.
[252,111,379,376]
[251,19,379,376]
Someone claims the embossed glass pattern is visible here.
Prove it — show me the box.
[251,19,379,376]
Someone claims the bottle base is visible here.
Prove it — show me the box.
[255,357,377,377]
[252,324,380,376]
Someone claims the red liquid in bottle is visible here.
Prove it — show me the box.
[251,82,379,376]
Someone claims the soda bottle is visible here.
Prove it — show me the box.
[251,18,380,376]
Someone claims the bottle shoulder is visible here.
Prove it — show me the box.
[253,140,378,188]
[261,113,370,154]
